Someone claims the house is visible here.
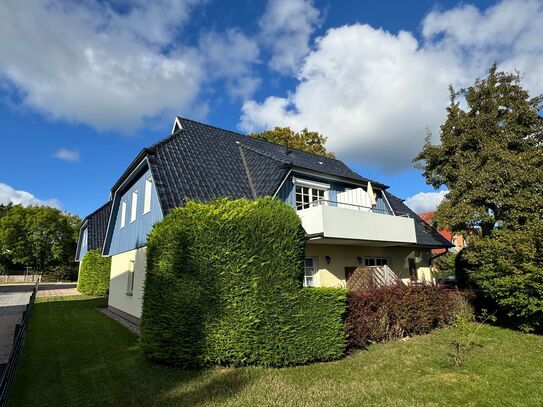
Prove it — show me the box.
[97,117,451,325]
[75,201,112,265]
[418,211,467,254]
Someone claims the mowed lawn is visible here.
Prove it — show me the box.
[10,296,543,407]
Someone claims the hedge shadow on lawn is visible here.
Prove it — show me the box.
[140,198,347,369]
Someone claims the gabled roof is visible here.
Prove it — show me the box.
[143,117,386,214]
[385,192,453,248]
[76,201,112,259]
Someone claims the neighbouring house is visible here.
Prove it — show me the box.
[75,201,112,267]
[418,211,467,254]
[93,117,451,325]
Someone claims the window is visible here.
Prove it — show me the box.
[293,178,329,210]
[143,177,152,214]
[295,185,326,210]
[304,257,317,287]
[120,201,127,228]
[364,257,388,267]
[126,260,135,295]
[81,228,88,247]
[130,190,138,223]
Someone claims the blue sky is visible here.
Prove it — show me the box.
[0,0,541,217]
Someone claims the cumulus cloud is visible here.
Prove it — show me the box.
[53,148,80,162]
[259,0,321,74]
[0,0,204,132]
[241,0,543,172]
[0,183,61,208]
[404,190,448,214]
[199,29,260,99]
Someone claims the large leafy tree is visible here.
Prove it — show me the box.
[0,205,80,271]
[415,66,543,237]
[250,127,335,158]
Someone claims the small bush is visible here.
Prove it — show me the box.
[345,285,472,350]
[77,249,111,295]
[141,198,346,368]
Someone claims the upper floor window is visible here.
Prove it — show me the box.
[81,228,88,247]
[143,177,152,214]
[130,190,138,223]
[120,201,127,228]
[293,178,329,210]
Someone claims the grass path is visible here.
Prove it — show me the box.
[10,296,543,406]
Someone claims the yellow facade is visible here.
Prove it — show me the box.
[305,243,433,287]
[108,247,147,320]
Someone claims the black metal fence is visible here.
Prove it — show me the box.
[0,282,38,407]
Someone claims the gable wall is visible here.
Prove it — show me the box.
[105,168,163,256]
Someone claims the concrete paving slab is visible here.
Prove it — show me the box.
[0,285,33,365]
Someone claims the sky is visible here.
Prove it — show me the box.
[1,0,542,218]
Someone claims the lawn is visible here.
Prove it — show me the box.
[10,296,543,406]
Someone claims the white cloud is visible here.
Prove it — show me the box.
[0,0,204,132]
[0,183,61,208]
[259,0,321,74]
[53,148,80,162]
[241,0,543,172]
[199,29,260,99]
[404,190,448,214]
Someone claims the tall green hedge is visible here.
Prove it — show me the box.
[141,198,346,368]
[77,249,111,296]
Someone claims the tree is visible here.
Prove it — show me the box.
[0,205,80,272]
[250,127,335,158]
[461,220,543,332]
[415,66,543,237]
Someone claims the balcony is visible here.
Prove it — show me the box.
[297,200,417,246]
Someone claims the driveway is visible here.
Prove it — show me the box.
[37,283,80,298]
[0,285,34,372]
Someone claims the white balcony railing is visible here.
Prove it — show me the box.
[298,202,417,244]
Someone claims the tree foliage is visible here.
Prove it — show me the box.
[415,66,543,237]
[0,205,80,271]
[250,127,335,158]
[461,220,543,332]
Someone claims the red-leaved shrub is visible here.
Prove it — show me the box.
[345,286,472,350]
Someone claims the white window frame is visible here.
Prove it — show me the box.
[303,257,318,287]
[120,201,127,228]
[82,228,88,247]
[126,260,135,295]
[364,257,389,267]
[293,178,330,210]
[130,190,138,223]
[143,177,152,215]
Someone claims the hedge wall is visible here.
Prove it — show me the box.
[140,198,346,368]
[77,249,111,296]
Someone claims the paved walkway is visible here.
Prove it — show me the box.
[0,285,34,366]
[37,283,80,298]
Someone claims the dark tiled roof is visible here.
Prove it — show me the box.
[85,201,112,250]
[146,117,384,213]
[384,192,453,248]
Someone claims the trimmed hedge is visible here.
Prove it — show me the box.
[141,198,346,368]
[77,249,111,296]
[346,286,472,350]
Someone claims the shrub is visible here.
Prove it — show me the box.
[461,220,543,333]
[77,249,111,295]
[141,198,346,368]
[345,285,472,350]
[41,264,79,282]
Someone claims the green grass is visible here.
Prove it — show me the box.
[10,296,543,406]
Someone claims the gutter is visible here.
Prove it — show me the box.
[428,250,449,267]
